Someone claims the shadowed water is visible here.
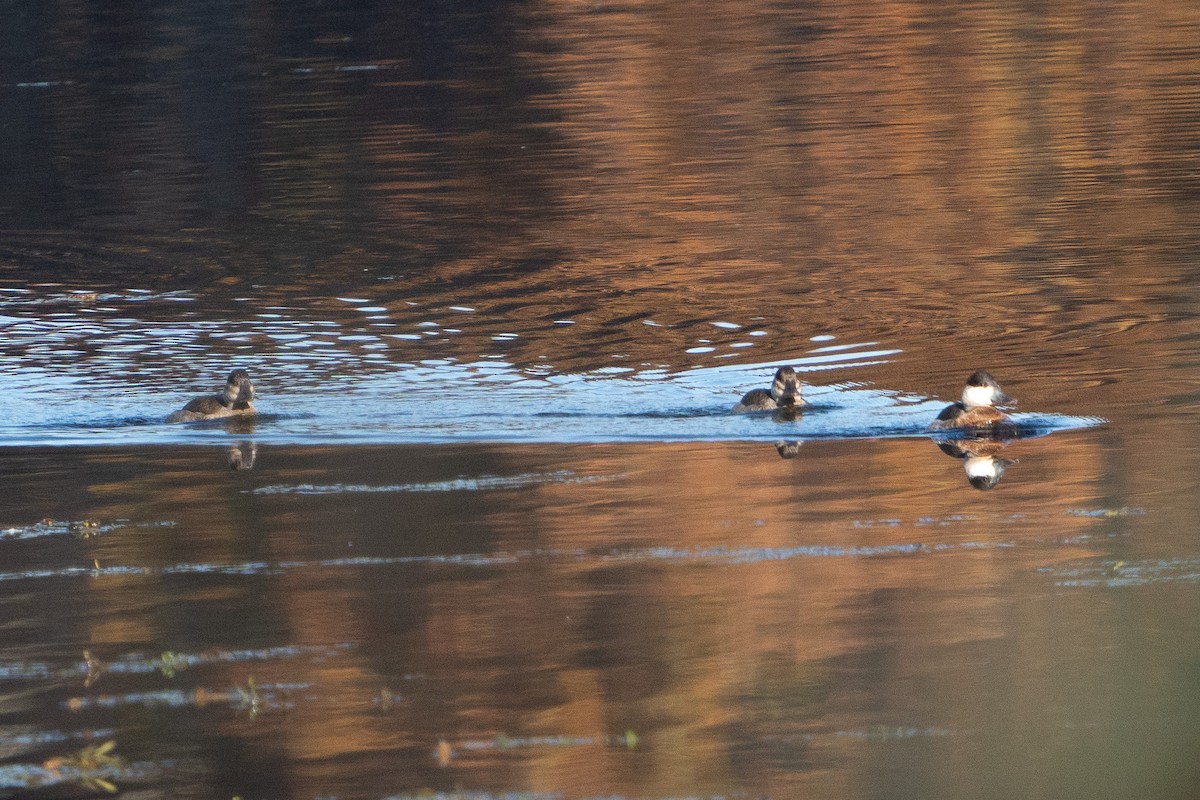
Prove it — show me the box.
[2,0,1200,798]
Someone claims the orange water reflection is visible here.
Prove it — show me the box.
[1,431,1190,797]
[2,0,1200,797]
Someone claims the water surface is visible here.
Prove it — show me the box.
[2,1,1200,798]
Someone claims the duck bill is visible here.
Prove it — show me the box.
[776,393,801,409]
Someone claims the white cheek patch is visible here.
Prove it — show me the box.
[962,384,996,407]
[965,457,998,479]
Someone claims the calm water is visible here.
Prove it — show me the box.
[2,1,1200,798]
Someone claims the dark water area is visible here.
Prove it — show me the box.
[2,1,1200,798]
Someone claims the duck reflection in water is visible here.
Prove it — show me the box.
[936,437,1018,490]
[733,366,806,419]
[167,369,257,423]
[774,440,803,459]
[928,370,1015,432]
[228,442,258,471]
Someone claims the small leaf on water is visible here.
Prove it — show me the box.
[435,739,452,767]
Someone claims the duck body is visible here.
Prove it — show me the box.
[167,369,257,423]
[733,388,778,412]
[928,369,1014,431]
[733,366,806,413]
[929,402,1010,429]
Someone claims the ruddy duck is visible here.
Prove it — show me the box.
[928,370,1014,431]
[733,366,805,413]
[167,369,256,423]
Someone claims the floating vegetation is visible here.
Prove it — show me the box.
[1045,557,1200,588]
[0,750,164,793]
[1066,507,1146,518]
[158,651,184,678]
[64,681,308,715]
[0,643,357,685]
[374,687,401,711]
[70,519,101,538]
[0,518,174,542]
[435,739,453,768]
[236,676,262,719]
[851,509,1144,530]
[83,650,103,687]
[41,740,123,793]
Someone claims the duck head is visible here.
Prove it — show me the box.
[222,369,256,406]
[770,366,804,409]
[961,370,1013,409]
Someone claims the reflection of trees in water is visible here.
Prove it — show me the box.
[3,432,1125,795]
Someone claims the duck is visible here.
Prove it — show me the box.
[928,370,1014,431]
[167,369,257,423]
[733,366,806,413]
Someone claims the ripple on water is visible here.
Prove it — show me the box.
[1046,557,1200,588]
[0,290,1104,446]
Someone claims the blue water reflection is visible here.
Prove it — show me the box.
[0,286,1104,445]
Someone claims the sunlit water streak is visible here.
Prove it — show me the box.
[0,759,167,792]
[0,534,1133,586]
[64,682,310,711]
[251,470,620,494]
[0,519,174,542]
[1045,558,1200,588]
[0,644,359,682]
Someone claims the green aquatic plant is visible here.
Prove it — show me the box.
[610,730,638,749]
[82,650,104,687]
[376,687,399,710]
[159,651,184,678]
[42,739,123,793]
[69,519,102,539]
[236,676,262,718]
